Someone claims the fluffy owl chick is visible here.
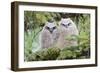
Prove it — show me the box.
[56,18,79,49]
[40,21,59,49]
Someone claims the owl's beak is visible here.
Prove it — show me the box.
[49,28,53,33]
[65,25,68,28]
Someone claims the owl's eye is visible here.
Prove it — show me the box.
[67,23,71,26]
[61,23,66,27]
[45,26,50,30]
[53,27,56,30]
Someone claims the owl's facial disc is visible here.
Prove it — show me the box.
[45,22,57,33]
[45,26,56,33]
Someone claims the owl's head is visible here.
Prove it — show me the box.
[59,18,75,29]
[44,22,57,33]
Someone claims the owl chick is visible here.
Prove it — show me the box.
[40,21,59,49]
[56,18,79,49]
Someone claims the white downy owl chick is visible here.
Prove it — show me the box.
[40,21,59,49]
[56,18,79,49]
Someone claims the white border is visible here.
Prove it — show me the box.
[19,5,96,68]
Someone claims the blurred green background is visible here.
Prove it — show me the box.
[24,11,90,61]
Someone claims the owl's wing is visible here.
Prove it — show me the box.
[40,30,52,49]
[69,20,79,35]
[71,24,79,35]
[53,29,60,42]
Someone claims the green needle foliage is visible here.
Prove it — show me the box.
[27,48,60,61]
